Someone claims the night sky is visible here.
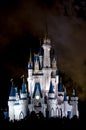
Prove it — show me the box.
[0,0,86,107]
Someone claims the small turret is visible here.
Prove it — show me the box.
[34,54,39,74]
[58,78,64,92]
[55,70,59,93]
[39,40,43,70]
[64,88,68,117]
[8,79,16,121]
[42,33,51,68]
[49,81,54,93]
[47,81,57,117]
[58,78,64,102]
[70,88,79,118]
[9,79,16,101]
[64,92,67,102]
[52,49,57,69]
[28,49,33,70]
[20,75,27,99]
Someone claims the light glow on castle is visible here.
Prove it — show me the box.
[8,36,79,121]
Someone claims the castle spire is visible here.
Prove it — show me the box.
[49,81,54,93]
[21,75,26,93]
[28,49,33,69]
[72,88,76,96]
[9,78,15,97]
[58,77,64,92]
[10,78,13,86]
[29,49,32,62]
[64,87,67,101]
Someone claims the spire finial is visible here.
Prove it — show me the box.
[29,49,32,62]
[10,78,13,86]
[72,88,76,96]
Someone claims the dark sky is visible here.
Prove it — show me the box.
[0,0,86,106]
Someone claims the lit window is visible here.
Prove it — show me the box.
[35,95,40,100]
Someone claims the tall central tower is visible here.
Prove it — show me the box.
[42,35,52,93]
[42,36,51,68]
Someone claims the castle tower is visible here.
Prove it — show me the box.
[42,35,52,93]
[70,89,79,118]
[64,88,68,117]
[55,70,59,95]
[42,35,51,68]
[17,77,28,120]
[27,50,33,94]
[58,78,64,103]
[8,79,15,121]
[34,54,39,74]
[47,81,57,117]
[39,40,43,70]
[52,49,57,72]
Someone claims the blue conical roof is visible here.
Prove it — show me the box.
[27,92,31,98]
[21,82,26,93]
[49,81,54,93]
[56,70,59,76]
[64,92,67,101]
[10,86,16,97]
[15,87,18,93]
[28,49,33,69]
[58,82,64,92]
[28,62,33,69]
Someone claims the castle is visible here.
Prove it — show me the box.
[8,35,79,121]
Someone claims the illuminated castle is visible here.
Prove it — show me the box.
[8,36,79,121]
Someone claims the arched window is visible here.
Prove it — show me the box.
[60,108,62,118]
[56,107,58,117]
[19,111,24,120]
[58,108,62,118]
[51,108,54,117]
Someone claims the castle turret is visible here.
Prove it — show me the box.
[47,81,57,117]
[52,49,57,70]
[20,76,27,99]
[64,88,68,117]
[70,89,79,118]
[55,70,59,95]
[16,77,28,120]
[27,50,33,93]
[15,87,19,101]
[58,78,64,102]
[39,40,43,70]
[42,35,51,68]
[34,54,39,74]
[8,79,16,121]
[42,35,52,93]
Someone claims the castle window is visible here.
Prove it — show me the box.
[35,95,40,100]
[51,108,54,117]
[19,111,24,120]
